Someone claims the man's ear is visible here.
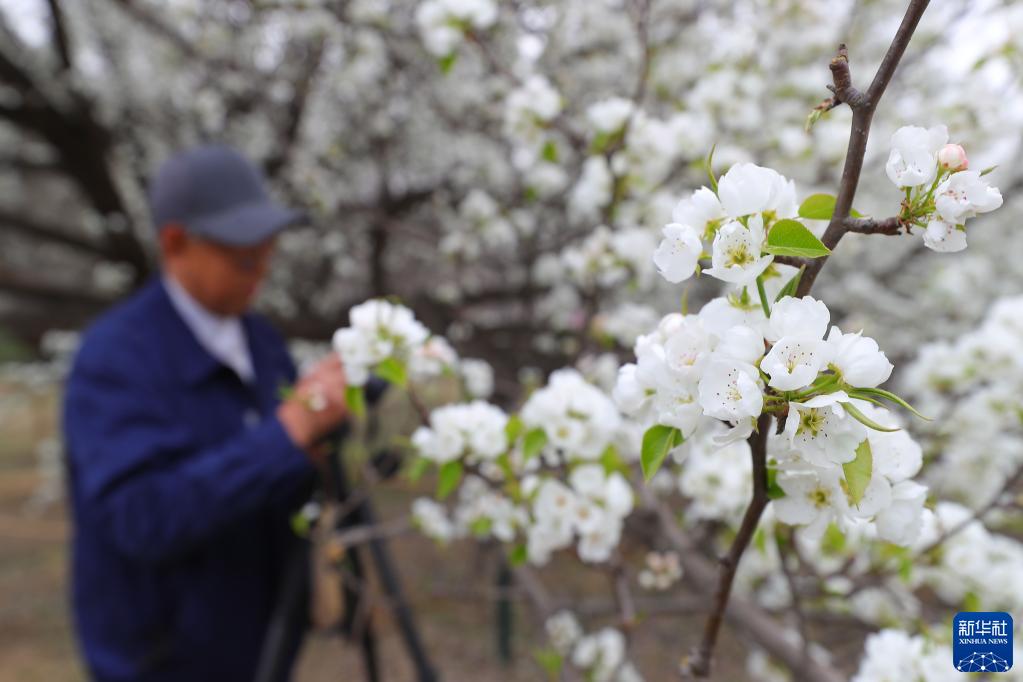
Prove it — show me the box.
[158,223,190,259]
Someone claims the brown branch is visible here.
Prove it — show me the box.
[796,0,931,299]
[44,0,73,71]
[642,486,844,682]
[842,216,903,235]
[684,412,771,677]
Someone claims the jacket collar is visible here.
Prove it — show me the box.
[145,276,272,388]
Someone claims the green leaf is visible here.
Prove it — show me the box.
[841,401,901,432]
[764,219,832,258]
[980,165,998,177]
[534,648,563,678]
[437,460,463,500]
[798,193,837,220]
[541,140,559,164]
[600,444,624,474]
[848,387,932,421]
[469,516,492,536]
[774,265,805,302]
[523,427,548,461]
[375,357,407,387]
[504,414,524,446]
[766,467,786,500]
[705,144,718,193]
[508,544,528,567]
[822,523,846,554]
[290,510,311,538]
[345,385,366,419]
[438,52,458,74]
[641,424,683,482]
[842,439,873,506]
[405,456,430,483]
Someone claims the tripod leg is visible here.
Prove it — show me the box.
[342,546,381,682]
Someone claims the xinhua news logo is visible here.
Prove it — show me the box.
[953,612,1013,673]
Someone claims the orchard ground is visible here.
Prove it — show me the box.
[0,378,814,682]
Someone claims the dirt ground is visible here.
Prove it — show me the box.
[0,382,759,682]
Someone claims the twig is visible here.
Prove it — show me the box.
[684,413,770,677]
[796,0,932,299]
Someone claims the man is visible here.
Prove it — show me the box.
[63,145,348,681]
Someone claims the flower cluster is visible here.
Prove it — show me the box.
[615,291,928,545]
[637,551,683,591]
[525,464,634,565]
[652,163,797,286]
[903,295,1023,505]
[886,125,1003,252]
[852,629,954,682]
[332,299,430,386]
[415,0,497,58]
[545,611,643,682]
[411,400,508,464]
[521,368,622,462]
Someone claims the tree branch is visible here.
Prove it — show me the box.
[796,0,931,299]
[842,216,902,235]
[684,412,771,677]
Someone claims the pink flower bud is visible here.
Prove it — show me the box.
[938,143,968,171]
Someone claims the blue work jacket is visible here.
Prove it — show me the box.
[63,277,316,681]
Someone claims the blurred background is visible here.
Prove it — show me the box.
[1,0,1021,679]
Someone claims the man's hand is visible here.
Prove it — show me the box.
[277,354,349,454]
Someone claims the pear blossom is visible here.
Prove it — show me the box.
[761,336,830,390]
[586,97,635,135]
[767,296,830,342]
[773,467,851,540]
[825,326,894,388]
[703,215,774,285]
[884,124,948,188]
[521,369,621,461]
[411,401,509,464]
[638,551,683,590]
[937,143,968,171]
[671,186,726,234]
[782,393,865,466]
[921,218,968,252]
[652,223,702,283]
[697,357,764,423]
[933,170,1003,224]
[714,325,766,366]
[874,481,927,545]
[716,163,798,219]
[545,611,583,655]
[333,299,431,385]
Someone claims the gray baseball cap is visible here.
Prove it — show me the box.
[148,144,305,246]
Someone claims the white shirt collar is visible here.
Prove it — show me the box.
[163,275,256,384]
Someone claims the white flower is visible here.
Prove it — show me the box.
[663,316,713,378]
[671,186,725,233]
[937,143,968,171]
[637,551,683,590]
[884,124,947,188]
[412,498,456,543]
[334,299,431,386]
[716,163,798,219]
[459,358,494,399]
[410,336,458,380]
[411,401,508,464]
[768,296,830,342]
[697,357,763,423]
[586,97,635,135]
[521,369,621,461]
[874,480,927,546]
[773,467,849,540]
[783,393,865,466]
[653,223,703,283]
[761,336,830,391]
[934,170,1003,224]
[825,326,893,388]
[714,325,765,366]
[921,218,968,252]
[545,611,583,655]
[704,215,774,285]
